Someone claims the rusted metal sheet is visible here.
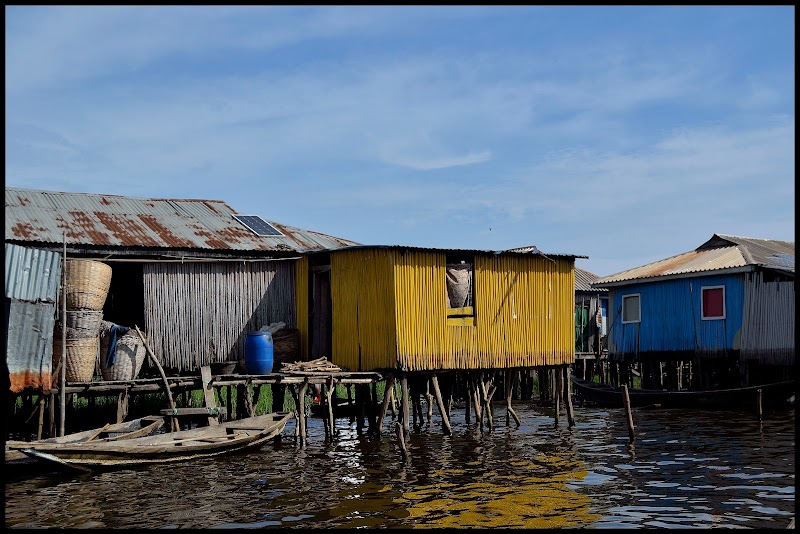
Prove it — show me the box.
[6,298,56,393]
[596,234,794,287]
[698,234,795,273]
[6,187,359,253]
[596,247,748,286]
[5,243,62,303]
[575,267,607,293]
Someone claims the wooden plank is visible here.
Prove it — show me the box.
[200,366,220,426]
[160,407,227,416]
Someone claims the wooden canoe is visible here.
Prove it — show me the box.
[14,412,293,471]
[570,376,796,410]
[5,416,165,467]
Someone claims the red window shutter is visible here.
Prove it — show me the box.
[702,288,724,318]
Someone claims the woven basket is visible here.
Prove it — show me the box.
[66,260,112,311]
[273,328,299,366]
[56,310,103,339]
[53,336,99,383]
[100,329,146,381]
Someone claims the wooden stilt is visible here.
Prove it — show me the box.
[400,373,410,436]
[553,367,561,426]
[505,370,521,427]
[355,383,365,435]
[347,384,355,424]
[48,390,56,438]
[116,388,129,423]
[199,366,221,426]
[622,384,635,442]
[389,381,398,420]
[563,366,575,428]
[470,373,483,430]
[298,378,309,446]
[287,385,301,439]
[326,376,336,440]
[425,379,434,424]
[377,376,396,435]
[37,395,46,440]
[757,388,763,420]
[464,373,472,424]
[395,421,408,462]
[430,373,452,435]
[478,371,494,430]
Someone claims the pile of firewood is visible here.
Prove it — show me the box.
[281,357,340,373]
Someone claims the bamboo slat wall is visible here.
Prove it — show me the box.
[330,249,397,371]
[143,261,296,372]
[326,248,575,372]
[740,272,795,365]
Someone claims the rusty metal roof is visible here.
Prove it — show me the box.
[306,243,585,259]
[5,187,359,253]
[594,234,794,287]
[575,267,607,293]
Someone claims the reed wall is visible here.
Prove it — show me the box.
[142,261,296,372]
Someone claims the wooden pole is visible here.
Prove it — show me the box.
[553,367,561,426]
[298,378,309,446]
[326,376,336,440]
[59,232,67,437]
[377,376,396,435]
[563,366,576,428]
[401,373,410,436]
[430,373,452,435]
[757,388,763,420]
[622,384,635,442]
[505,370,521,428]
[37,395,46,440]
[116,388,129,423]
[199,366,220,426]
[134,325,178,431]
[395,422,409,463]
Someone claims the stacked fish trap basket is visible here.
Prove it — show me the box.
[99,320,146,381]
[53,260,112,383]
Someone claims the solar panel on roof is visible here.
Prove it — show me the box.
[233,215,283,237]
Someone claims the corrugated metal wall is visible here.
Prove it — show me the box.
[330,248,397,371]
[4,243,62,393]
[142,260,296,372]
[607,274,745,360]
[740,272,794,365]
[328,249,575,371]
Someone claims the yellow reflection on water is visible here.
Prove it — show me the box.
[397,455,600,529]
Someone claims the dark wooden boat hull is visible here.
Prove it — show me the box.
[570,376,796,410]
[14,412,293,471]
[5,416,165,467]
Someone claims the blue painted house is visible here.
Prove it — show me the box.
[593,234,794,389]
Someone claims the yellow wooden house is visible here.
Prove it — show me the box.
[296,245,583,373]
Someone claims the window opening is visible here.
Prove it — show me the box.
[622,294,640,323]
[445,254,474,320]
[701,286,725,320]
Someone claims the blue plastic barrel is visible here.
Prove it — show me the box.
[245,331,274,375]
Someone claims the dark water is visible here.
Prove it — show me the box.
[4,403,795,529]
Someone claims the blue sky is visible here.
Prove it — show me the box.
[5,5,795,276]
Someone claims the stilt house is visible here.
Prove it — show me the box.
[5,186,358,385]
[296,245,584,372]
[592,234,794,389]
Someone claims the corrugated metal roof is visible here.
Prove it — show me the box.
[5,187,359,253]
[594,233,795,287]
[5,243,62,303]
[306,243,585,259]
[575,267,607,293]
[698,234,794,272]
